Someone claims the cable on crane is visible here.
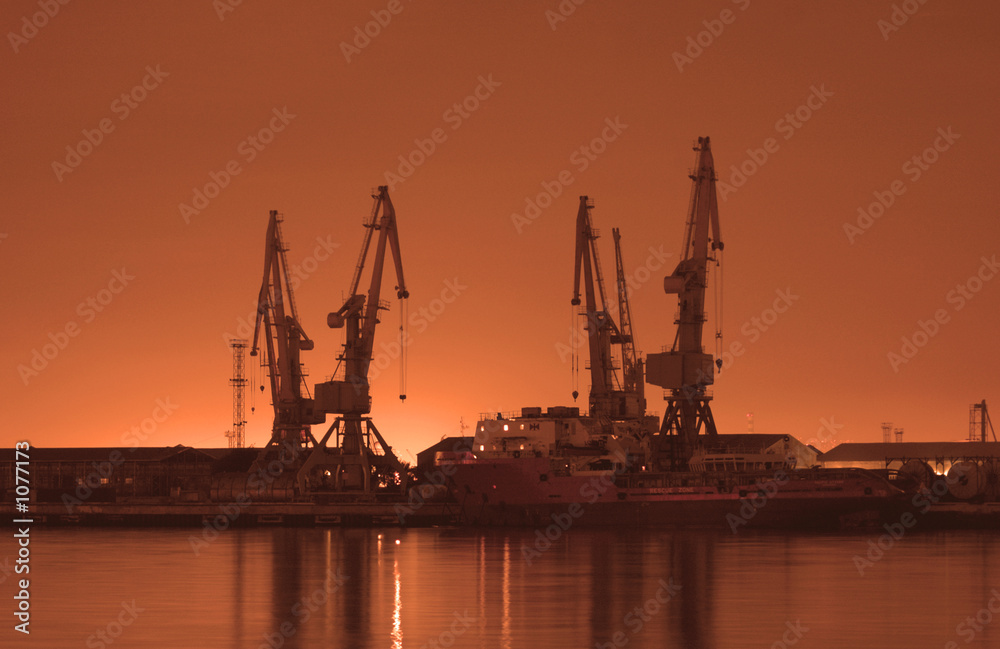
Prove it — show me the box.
[399,298,408,402]
[249,352,257,414]
[571,302,580,401]
[713,247,724,367]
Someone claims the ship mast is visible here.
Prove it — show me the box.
[645,137,724,469]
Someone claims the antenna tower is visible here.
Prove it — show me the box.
[230,339,248,448]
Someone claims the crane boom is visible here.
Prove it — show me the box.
[669,138,722,356]
[348,195,381,297]
[357,188,408,381]
[613,227,642,400]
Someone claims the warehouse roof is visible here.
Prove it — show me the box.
[820,442,1000,463]
[11,445,223,463]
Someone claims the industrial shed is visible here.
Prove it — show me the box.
[820,442,1000,473]
[1,445,249,503]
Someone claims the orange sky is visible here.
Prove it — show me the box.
[3,0,999,456]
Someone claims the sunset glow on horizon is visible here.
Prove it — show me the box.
[3,1,998,454]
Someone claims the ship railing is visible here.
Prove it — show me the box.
[478,410,520,421]
[697,443,773,455]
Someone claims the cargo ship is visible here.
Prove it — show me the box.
[438,410,906,530]
[437,137,908,530]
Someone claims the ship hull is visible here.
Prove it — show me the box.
[445,457,908,531]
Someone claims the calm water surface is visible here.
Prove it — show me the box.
[21,526,1000,648]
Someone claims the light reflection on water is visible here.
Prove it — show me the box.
[24,527,1000,648]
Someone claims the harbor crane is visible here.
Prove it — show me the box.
[305,186,409,493]
[249,211,327,472]
[570,197,646,421]
[645,137,724,468]
[248,190,409,495]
